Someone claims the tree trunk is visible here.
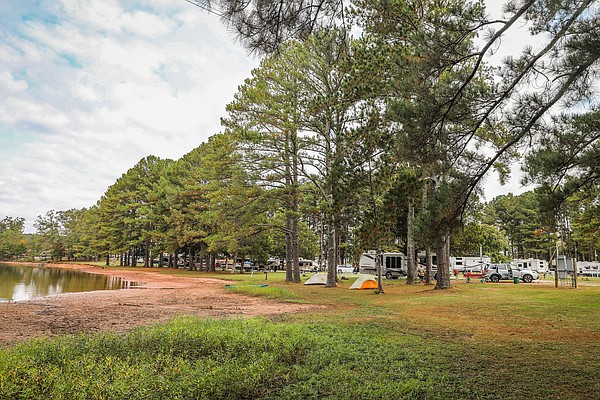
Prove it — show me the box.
[435,231,452,289]
[376,251,384,294]
[131,248,137,267]
[326,215,337,287]
[425,247,433,285]
[319,213,325,271]
[231,252,237,274]
[292,214,300,283]
[406,198,417,284]
[188,247,194,270]
[144,240,150,268]
[333,212,340,274]
[209,253,216,272]
[239,253,245,274]
[291,125,301,283]
[105,253,110,267]
[285,214,293,282]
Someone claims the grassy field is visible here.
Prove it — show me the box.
[1,267,598,399]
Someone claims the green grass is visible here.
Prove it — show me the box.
[0,318,477,400]
[225,282,303,302]
[2,268,599,399]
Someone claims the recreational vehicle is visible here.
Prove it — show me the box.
[298,259,317,272]
[578,261,600,276]
[513,258,548,273]
[359,252,406,279]
[417,252,437,267]
[450,256,491,272]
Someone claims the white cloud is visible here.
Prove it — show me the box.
[0,0,258,232]
[121,10,175,37]
[0,71,28,92]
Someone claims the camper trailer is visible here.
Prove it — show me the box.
[578,261,600,276]
[417,252,437,267]
[359,252,406,279]
[450,256,491,272]
[298,259,317,272]
[513,258,548,273]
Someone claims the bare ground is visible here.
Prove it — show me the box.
[0,263,320,346]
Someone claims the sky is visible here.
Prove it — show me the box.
[1,0,530,233]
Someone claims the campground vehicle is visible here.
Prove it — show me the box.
[299,259,317,272]
[580,269,600,277]
[336,265,354,274]
[513,258,548,273]
[577,261,600,276]
[417,252,437,267]
[266,258,281,271]
[359,252,405,279]
[485,264,539,283]
[450,256,491,273]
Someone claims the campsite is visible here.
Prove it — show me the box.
[1,0,598,399]
[0,263,598,399]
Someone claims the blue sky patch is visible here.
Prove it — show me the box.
[58,52,82,69]
[0,126,37,157]
[21,12,59,26]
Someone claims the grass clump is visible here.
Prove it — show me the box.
[225,283,303,302]
[0,317,474,400]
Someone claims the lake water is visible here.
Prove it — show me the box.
[0,263,139,302]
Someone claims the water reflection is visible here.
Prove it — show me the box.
[0,264,143,302]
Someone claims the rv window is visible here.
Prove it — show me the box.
[386,256,401,269]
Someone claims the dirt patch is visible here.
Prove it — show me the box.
[0,263,320,346]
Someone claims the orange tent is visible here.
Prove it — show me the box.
[349,275,378,290]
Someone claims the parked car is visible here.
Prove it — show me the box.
[485,264,539,283]
[336,265,355,274]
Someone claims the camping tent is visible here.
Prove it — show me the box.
[304,273,327,285]
[349,275,378,290]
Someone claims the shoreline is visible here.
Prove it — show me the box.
[0,262,319,346]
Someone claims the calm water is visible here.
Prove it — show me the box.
[0,264,139,302]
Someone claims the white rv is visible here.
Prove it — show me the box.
[513,258,548,273]
[359,252,406,279]
[578,261,600,276]
[298,259,317,272]
[417,252,437,268]
[450,256,491,272]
